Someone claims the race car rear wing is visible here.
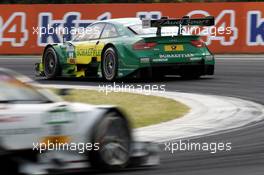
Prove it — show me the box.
[142,16,215,36]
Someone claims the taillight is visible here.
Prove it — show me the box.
[191,39,205,48]
[133,41,157,50]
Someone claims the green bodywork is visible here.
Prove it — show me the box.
[36,19,214,79]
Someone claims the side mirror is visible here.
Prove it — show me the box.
[58,89,70,96]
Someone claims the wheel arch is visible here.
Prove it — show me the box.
[101,43,119,59]
[85,107,132,144]
[86,106,132,169]
[42,44,63,64]
[101,43,120,80]
[42,44,62,78]
[42,44,55,62]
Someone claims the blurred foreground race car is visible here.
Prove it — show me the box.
[0,68,159,174]
[35,16,215,81]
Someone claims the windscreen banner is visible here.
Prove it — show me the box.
[0,2,263,54]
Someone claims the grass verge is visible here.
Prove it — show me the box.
[54,89,189,128]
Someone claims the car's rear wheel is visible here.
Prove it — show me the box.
[43,47,60,79]
[102,47,118,81]
[89,111,131,170]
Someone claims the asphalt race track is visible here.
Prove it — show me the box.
[0,55,264,175]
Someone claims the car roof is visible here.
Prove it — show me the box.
[98,18,142,26]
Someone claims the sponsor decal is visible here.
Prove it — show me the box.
[247,11,264,46]
[45,107,74,125]
[0,3,263,53]
[0,12,28,47]
[159,53,194,58]
[153,58,168,62]
[76,48,99,57]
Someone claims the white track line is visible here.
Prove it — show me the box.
[38,84,264,142]
[135,92,264,142]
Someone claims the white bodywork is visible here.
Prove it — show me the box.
[0,102,106,150]
[0,69,119,173]
[0,68,159,174]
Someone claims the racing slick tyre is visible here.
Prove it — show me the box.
[43,47,61,79]
[89,111,132,171]
[0,156,20,174]
[102,47,118,81]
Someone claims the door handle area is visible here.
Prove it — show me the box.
[96,41,100,45]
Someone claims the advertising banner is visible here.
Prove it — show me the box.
[0,3,263,54]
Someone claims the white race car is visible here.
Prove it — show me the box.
[0,68,159,174]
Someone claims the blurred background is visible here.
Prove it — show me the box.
[0,0,263,3]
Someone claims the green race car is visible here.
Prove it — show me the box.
[35,16,215,81]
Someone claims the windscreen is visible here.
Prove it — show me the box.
[0,73,54,104]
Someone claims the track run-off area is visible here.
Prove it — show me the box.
[0,54,264,175]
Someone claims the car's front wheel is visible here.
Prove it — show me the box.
[0,156,19,174]
[102,47,118,81]
[89,111,131,170]
[43,47,60,79]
